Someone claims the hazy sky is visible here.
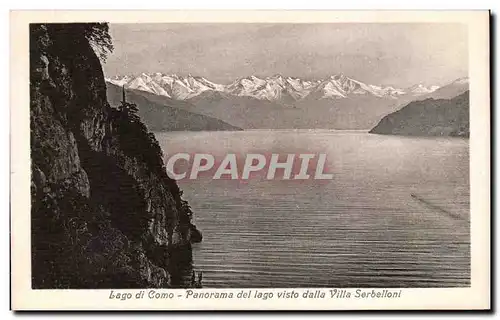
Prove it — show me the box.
[103,23,468,87]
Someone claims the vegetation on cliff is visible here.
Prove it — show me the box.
[30,23,201,289]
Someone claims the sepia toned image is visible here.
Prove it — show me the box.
[11,10,490,310]
[101,22,471,288]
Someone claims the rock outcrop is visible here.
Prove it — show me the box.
[30,23,200,289]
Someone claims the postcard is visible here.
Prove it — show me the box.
[10,10,490,310]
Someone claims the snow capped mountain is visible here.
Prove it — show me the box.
[105,73,455,103]
[225,75,267,97]
[407,84,440,95]
[106,73,225,100]
[124,73,171,97]
[225,75,319,102]
[369,85,406,97]
[310,79,347,99]
[107,75,133,87]
[308,74,409,100]
[452,77,469,85]
[419,77,469,100]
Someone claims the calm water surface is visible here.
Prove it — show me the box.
[155,130,470,288]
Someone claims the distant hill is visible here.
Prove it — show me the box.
[186,92,301,129]
[369,91,469,137]
[128,86,404,130]
[106,83,242,132]
[106,74,468,130]
[414,77,469,101]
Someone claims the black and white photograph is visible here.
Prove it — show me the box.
[11,10,490,310]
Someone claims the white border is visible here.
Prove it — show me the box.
[10,10,490,311]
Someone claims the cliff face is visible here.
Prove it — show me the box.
[30,24,200,289]
[369,91,469,137]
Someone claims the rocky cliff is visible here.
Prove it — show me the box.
[369,91,469,137]
[30,23,201,289]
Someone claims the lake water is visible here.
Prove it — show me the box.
[155,130,470,288]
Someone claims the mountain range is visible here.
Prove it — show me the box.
[105,73,469,130]
[106,73,449,103]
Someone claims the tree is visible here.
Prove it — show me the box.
[82,23,114,62]
[117,86,140,122]
[38,23,114,62]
